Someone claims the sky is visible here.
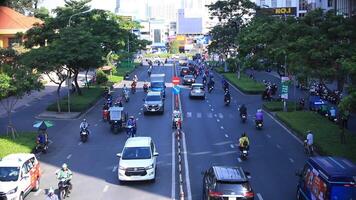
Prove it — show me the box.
[39,0,117,12]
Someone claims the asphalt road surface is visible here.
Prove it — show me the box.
[8,61,310,200]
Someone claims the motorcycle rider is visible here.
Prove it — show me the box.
[222,78,229,91]
[238,133,250,152]
[45,187,59,200]
[126,116,137,137]
[208,78,215,91]
[133,75,138,83]
[147,66,152,76]
[79,119,90,135]
[56,163,73,196]
[239,104,247,118]
[305,130,314,155]
[224,89,231,103]
[255,109,264,125]
[143,81,149,92]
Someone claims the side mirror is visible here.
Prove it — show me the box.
[153,152,159,157]
[244,171,251,177]
[116,153,121,158]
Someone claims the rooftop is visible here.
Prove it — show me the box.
[0,6,42,32]
[0,153,35,167]
[125,137,152,147]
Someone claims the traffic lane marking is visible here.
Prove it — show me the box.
[66,154,72,159]
[112,165,117,172]
[257,193,264,200]
[103,185,109,192]
[289,158,295,163]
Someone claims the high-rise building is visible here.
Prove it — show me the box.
[115,0,120,13]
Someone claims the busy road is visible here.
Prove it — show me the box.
[4,60,311,200]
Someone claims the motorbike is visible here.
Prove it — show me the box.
[304,140,314,156]
[255,120,263,130]
[241,114,247,123]
[124,73,130,80]
[240,146,249,160]
[80,128,89,142]
[224,97,230,106]
[208,85,214,93]
[123,90,130,102]
[58,179,70,199]
[102,109,109,121]
[131,83,136,94]
[143,84,149,93]
[126,125,135,137]
[111,120,120,134]
[35,139,48,154]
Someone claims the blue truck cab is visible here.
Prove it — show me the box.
[296,156,356,200]
[150,74,166,98]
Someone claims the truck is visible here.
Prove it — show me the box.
[150,74,166,98]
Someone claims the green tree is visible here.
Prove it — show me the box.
[169,40,180,54]
[0,0,42,15]
[0,48,43,138]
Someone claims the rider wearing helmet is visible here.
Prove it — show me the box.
[239,133,250,151]
[79,119,89,134]
[255,109,263,123]
[45,187,59,200]
[239,104,247,117]
[126,116,137,136]
[56,163,73,195]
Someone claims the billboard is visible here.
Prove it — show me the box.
[258,7,297,16]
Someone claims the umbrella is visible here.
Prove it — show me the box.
[33,121,54,130]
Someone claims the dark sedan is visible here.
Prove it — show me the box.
[180,67,190,77]
[182,75,195,85]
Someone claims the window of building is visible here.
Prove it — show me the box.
[299,0,308,10]
[286,0,292,7]
[328,0,333,7]
[299,13,305,17]
[153,29,161,43]
[271,0,277,7]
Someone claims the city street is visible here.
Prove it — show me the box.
[0,62,312,200]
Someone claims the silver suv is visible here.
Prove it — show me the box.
[143,91,164,114]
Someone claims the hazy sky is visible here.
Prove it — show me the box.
[39,0,117,12]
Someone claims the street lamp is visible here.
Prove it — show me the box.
[66,9,92,113]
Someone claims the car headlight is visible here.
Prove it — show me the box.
[158,103,163,107]
[7,187,17,194]
[119,165,126,170]
[144,104,148,107]
[145,164,154,170]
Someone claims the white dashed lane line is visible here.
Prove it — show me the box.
[66,154,72,159]
[266,134,272,138]
[211,108,214,111]
[103,185,109,193]
[276,144,281,149]
[220,126,224,130]
[216,119,220,122]
[94,124,98,127]
[289,158,295,163]
[257,193,264,200]
[78,142,82,146]
[230,144,234,149]
[237,158,242,163]
[225,134,229,138]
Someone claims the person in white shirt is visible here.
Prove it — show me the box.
[305,130,314,155]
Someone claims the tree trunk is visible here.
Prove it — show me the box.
[74,70,82,95]
[336,73,345,92]
[56,82,62,113]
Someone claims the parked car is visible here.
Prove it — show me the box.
[296,156,356,200]
[116,137,159,182]
[0,153,41,200]
[202,166,254,200]
[190,83,205,99]
[180,67,190,77]
[182,75,195,85]
[143,91,165,114]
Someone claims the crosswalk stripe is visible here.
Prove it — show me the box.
[207,113,213,118]
[197,113,202,118]
[218,113,224,119]
[186,112,192,118]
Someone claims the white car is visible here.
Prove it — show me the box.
[116,137,159,182]
[0,153,41,200]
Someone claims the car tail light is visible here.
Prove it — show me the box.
[244,191,254,198]
[209,190,223,197]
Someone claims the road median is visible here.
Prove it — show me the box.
[0,132,37,158]
[275,111,356,162]
[222,73,265,94]
[263,100,300,112]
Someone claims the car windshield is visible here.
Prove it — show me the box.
[185,75,194,79]
[151,82,164,88]
[122,147,152,160]
[192,86,203,90]
[0,167,20,182]
[146,95,161,101]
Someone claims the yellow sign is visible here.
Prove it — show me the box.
[176,35,186,41]
[275,8,292,14]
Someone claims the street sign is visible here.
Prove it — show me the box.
[172,86,180,94]
[172,76,180,85]
[281,76,290,99]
